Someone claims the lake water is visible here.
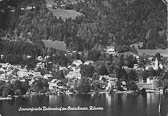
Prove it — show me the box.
[0,93,168,116]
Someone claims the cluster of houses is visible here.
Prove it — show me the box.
[0,54,164,93]
[6,5,36,13]
[0,38,167,93]
[0,55,118,93]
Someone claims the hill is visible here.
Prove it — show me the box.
[0,0,167,51]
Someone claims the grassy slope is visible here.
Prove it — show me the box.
[45,0,83,20]
[137,48,168,57]
[49,8,82,20]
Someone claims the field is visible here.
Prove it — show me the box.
[46,0,84,5]
[49,8,83,20]
[45,0,83,20]
[137,48,168,57]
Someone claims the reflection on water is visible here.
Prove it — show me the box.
[0,93,167,116]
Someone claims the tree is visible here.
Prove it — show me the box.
[125,55,137,68]
[53,70,65,80]
[29,79,49,93]
[163,79,168,94]
[154,52,161,61]
[14,89,22,95]
[76,77,91,93]
[2,82,13,97]
[92,73,99,80]
[12,80,21,91]
[115,67,128,81]
[127,81,138,90]
[0,81,5,96]
[138,55,150,68]
[80,64,94,78]
[88,50,101,62]
[20,80,30,94]
[127,70,137,81]
[98,65,109,75]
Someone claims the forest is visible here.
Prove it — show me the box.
[0,0,167,52]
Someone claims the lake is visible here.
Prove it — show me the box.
[0,93,168,116]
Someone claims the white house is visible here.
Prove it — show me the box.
[66,70,81,79]
[36,62,45,69]
[72,60,83,67]
[48,79,64,90]
[146,77,154,84]
[153,58,159,70]
[46,4,53,8]
[26,6,35,10]
[84,60,94,65]
[36,56,43,61]
[17,70,29,78]
[106,46,115,54]
[130,42,143,49]
[43,74,53,79]
[21,8,25,10]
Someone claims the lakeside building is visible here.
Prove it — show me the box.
[48,79,64,90]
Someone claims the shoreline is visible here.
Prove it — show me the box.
[0,89,164,100]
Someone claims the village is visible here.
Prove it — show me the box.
[0,0,168,116]
[0,39,168,99]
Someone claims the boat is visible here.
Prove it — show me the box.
[99,91,108,94]
[0,97,12,100]
[153,89,163,94]
[146,89,155,93]
[65,91,73,95]
[115,90,135,94]
[145,89,164,94]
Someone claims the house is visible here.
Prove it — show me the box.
[84,60,94,65]
[8,6,16,12]
[130,42,143,49]
[26,55,32,59]
[46,4,53,8]
[67,78,79,89]
[21,8,25,10]
[43,74,53,79]
[146,77,154,84]
[106,46,115,54]
[36,62,45,69]
[72,60,83,67]
[60,4,66,8]
[119,51,139,59]
[66,69,81,79]
[26,6,35,10]
[10,9,15,12]
[137,75,159,90]
[48,79,64,90]
[99,75,118,90]
[145,58,163,71]
[0,54,3,59]
[36,56,43,61]
[153,58,159,70]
